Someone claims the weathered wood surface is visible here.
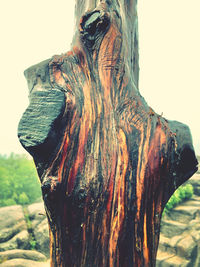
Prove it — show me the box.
[18,1,198,266]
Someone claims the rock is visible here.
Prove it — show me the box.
[27,203,49,256]
[0,203,50,257]
[190,229,200,242]
[160,220,187,238]
[176,235,196,259]
[0,249,46,262]
[0,231,29,252]
[157,178,200,267]
[0,258,50,267]
[27,203,46,228]
[156,251,189,267]
[167,205,200,224]
[0,206,25,229]
[0,205,29,252]
[169,235,183,248]
[183,195,200,207]
[0,206,26,243]
[193,249,200,267]
[187,174,200,196]
[34,219,49,257]
[158,234,176,255]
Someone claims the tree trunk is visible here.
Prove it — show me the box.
[18,0,198,266]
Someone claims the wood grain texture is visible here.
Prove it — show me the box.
[18,1,198,266]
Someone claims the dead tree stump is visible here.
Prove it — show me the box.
[18,1,198,266]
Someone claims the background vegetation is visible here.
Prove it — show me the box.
[0,153,41,207]
[164,184,194,215]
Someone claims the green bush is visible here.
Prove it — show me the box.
[164,184,194,214]
[0,153,41,207]
[1,198,16,207]
[29,238,37,250]
[18,192,29,205]
[184,184,193,199]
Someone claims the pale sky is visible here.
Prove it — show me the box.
[0,0,199,156]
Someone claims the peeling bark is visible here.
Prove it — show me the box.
[18,1,198,266]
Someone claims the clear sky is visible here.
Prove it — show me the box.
[0,0,199,156]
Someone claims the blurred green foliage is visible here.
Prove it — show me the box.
[0,153,41,207]
[164,184,193,214]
